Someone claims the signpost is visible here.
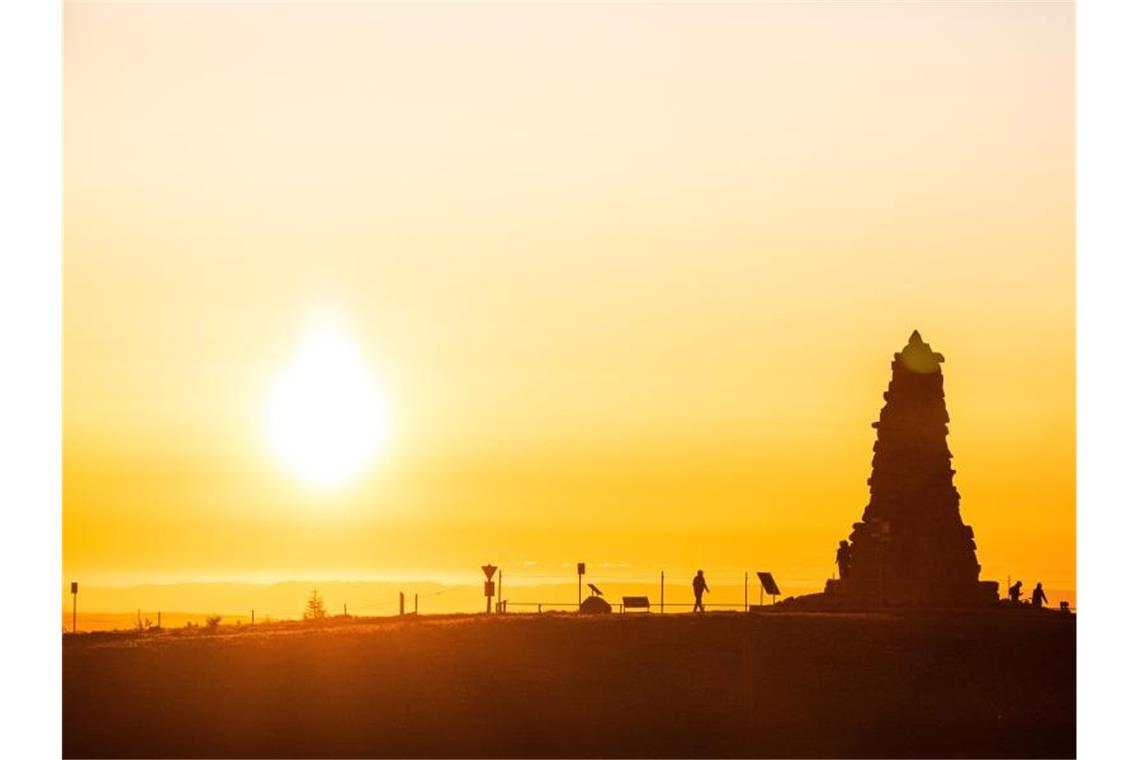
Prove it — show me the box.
[577,562,586,608]
[70,582,78,633]
[482,564,498,613]
[756,572,781,607]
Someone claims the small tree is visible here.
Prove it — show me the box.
[304,588,327,621]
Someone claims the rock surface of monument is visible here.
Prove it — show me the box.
[822,330,998,607]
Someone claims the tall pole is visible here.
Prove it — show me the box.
[497,569,502,613]
[660,571,664,614]
[744,572,748,611]
[71,584,77,633]
[414,593,418,614]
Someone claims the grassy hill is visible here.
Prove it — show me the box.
[63,609,1075,758]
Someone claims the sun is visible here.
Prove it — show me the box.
[265,325,391,486]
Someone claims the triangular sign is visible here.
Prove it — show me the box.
[482,564,498,581]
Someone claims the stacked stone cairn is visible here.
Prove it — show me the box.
[823,331,999,607]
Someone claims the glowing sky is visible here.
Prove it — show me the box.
[64,1,1074,599]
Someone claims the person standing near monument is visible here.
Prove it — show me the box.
[1032,582,1048,608]
[692,570,710,613]
[836,540,851,579]
[1009,580,1023,603]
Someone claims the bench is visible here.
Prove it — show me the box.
[621,596,652,613]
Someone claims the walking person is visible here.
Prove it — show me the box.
[692,569,710,613]
[1032,582,1048,608]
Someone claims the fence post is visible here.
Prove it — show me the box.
[399,592,405,616]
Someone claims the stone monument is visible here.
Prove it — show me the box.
[825,331,998,607]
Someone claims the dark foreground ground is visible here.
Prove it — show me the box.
[63,609,1074,758]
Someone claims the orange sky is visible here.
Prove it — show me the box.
[63,2,1074,602]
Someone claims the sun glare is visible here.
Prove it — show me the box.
[265,325,391,486]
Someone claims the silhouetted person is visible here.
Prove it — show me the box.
[1032,582,1048,608]
[1009,580,1023,604]
[692,570,710,613]
[836,540,851,579]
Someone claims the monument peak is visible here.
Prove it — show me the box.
[824,331,997,607]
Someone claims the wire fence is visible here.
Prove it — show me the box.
[64,567,1076,632]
